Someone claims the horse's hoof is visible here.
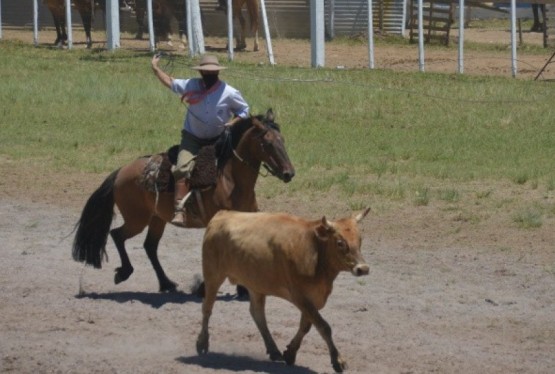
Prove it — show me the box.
[332,358,347,373]
[236,285,249,300]
[194,282,206,298]
[283,347,296,366]
[269,351,284,362]
[159,280,178,293]
[114,266,133,284]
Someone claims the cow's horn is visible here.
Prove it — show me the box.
[355,207,371,222]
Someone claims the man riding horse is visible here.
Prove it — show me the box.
[151,54,250,226]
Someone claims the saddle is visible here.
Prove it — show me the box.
[139,144,219,193]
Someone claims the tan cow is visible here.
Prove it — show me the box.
[196,208,371,373]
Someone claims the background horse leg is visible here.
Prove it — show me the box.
[247,0,259,51]
[75,0,94,48]
[143,216,178,292]
[134,0,146,39]
[234,2,247,50]
[47,1,67,47]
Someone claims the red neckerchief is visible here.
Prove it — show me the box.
[181,80,222,105]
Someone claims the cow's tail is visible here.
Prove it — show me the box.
[72,169,119,269]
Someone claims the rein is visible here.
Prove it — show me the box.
[232,149,274,178]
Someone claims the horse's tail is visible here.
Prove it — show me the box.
[72,169,119,268]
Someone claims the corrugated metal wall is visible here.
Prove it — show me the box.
[328,0,406,36]
[0,0,405,38]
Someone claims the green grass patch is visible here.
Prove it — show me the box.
[1,40,555,208]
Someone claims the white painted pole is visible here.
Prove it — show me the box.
[147,0,155,52]
[65,0,73,49]
[310,0,325,67]
[458,0,464,73]
[33,0,39,46]
[367,0,374,69]
[510,0,517,77]
[259,0,275,65]
[186,0,194,56]
[227,0,233,60]
[417,0,424,72]
[106,0,121,50]
[190,0,204,55]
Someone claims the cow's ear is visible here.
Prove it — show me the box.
[315,216,334,239]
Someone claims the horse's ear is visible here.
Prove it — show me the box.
[266,108,274,122]
[251,116,266,131]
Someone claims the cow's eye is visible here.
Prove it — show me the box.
[336,239,347,251]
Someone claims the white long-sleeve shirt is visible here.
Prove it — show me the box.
[171,78,250,139]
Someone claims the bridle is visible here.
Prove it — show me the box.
[232,126,281,178]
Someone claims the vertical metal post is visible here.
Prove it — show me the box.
[457,0,464,74]
[310,0,325,67]
[367,0,374,69]
[147,0,155,52]
[33,0,39,46]
[186,0,193,56]
[227,0,234,60]
[417,0,424,72]
[0,0,3,40]
[329,0,335,39]
[106,0,121,50]
[190,0,204,55]
[65,0,73,49]
[260,0,275,65]
[510,0,517,77]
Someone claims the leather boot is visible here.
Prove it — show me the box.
[171,178,189,227]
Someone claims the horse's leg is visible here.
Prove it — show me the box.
[143,216,178,292]
[76,1,94,48]
[49,3,67,46]
[234,3,247,50]
[134,0,146,39]
[110,224,141,285]
[248,0,259,51]
[110,198,151,285]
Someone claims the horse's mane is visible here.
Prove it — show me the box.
[214,114,280,172]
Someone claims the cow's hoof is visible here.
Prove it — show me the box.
[196,335,209,355]
[114,266,133,284]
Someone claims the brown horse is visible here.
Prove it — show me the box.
[217,0,260,51]
[43,0,99,48]
[72,110,295,292]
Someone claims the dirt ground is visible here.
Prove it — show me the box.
[2,26,555,79]
[2,29,555,373]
